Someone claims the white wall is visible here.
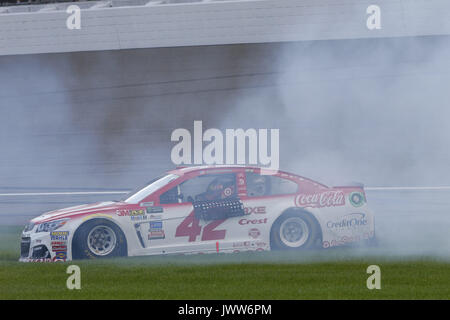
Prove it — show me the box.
[1,0,450,56]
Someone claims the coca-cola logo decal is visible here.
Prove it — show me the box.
[295,191,345,208]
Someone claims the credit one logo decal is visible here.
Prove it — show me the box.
[295,191,345,208]
[326,213,368,229]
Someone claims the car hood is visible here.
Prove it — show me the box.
[31,201,126,223]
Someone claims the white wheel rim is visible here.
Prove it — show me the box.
[87,225,117,256]
[279,217,309,248]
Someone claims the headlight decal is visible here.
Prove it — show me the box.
[23,222,35,233]
[35,219,69,233]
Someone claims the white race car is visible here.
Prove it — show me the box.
[20,166,375,262]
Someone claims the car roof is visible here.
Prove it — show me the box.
[168,165,266,175]
[166,165,328,188]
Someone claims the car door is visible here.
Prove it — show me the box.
[144,170,247,254]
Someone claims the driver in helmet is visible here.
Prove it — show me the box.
[247,175,269,197]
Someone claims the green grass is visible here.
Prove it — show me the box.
[0,226,449,299]
[0,225,21,261]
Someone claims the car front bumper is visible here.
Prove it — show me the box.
[19,230,69,262]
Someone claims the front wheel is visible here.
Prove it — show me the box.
[270,211,320,250]
[72,219,127,260]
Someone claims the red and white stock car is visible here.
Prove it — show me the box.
[20,166,375,262]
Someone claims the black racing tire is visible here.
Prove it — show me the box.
[72,219,127,260]
[270,211,321,250]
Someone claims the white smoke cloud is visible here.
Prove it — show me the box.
[1,34,450,259]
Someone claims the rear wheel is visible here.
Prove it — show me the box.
[72,219,127,260]
[271,211,321,250]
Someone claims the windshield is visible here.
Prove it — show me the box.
[124,174,179,204]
